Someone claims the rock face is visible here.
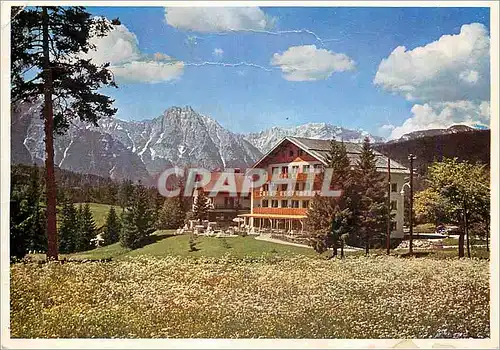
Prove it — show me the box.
[11,105,262,182]
[244,123,385,153]
[11,103,150,182]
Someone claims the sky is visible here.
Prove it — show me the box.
[85,6,491,139]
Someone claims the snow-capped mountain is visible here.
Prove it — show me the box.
[11,103,150,182]
[244,123,385,153]
[11,105,262,182]
[98,106,262,175]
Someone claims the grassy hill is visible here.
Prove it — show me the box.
[69,231,318,260]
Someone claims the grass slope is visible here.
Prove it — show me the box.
[61,202,488,261]
[70,231,318,260]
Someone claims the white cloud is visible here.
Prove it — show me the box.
[378,124,395,138]
[389,100,490,139]
[110,60,184,84]
[86,23,141,65]
[374,23,490,102]
[459,70,479,84]
[85,20,184,83]
[270,45,355,81]
[164,7,274,33]
[213,48,224,58]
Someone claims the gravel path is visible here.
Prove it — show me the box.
[255,234,363,251]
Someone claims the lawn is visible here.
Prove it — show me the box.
[10,255,490,338]
[68,231,319,260]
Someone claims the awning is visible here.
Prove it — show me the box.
[238,213,306,219]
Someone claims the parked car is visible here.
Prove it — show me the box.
[436,224,460,235]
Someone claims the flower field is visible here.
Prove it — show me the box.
[10,255,490,338]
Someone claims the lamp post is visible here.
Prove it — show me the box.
[386,158,391,255]
[408,154,416,255]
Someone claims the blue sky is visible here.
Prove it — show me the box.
[86,6,490,138]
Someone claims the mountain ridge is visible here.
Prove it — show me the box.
[12,104,488,183]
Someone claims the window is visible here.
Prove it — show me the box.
[303,164,310,172]
[304,182,311,191]
[281,200,288,208]
[314,164,323,171]
[271,200,279,208]
[262,183,269,191]
[289,150,294,157]
[291,200,299,208]
[280,183,288,191]
[302,200,310,208]
[391,183,398,193]
[262,199,269,207]
[281,166,288,174]
[295,182,301,191]
[291,165,299,173]
[391,200,397,211]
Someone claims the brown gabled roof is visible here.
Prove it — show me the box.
[201,172,251,194]
[253,136,410,174]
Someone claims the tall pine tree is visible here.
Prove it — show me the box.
[77,203,97,251]
[353,137,389,255]
[10,164,47,259]
[11,6,119,259]
[120,183,156,249]
[192,190,210,223]
[59,196,79,253]
[119,179,134,211]
[157,196,187,230]
[24,164,47,253]
[103,206,121,245]
[306,138,354,257]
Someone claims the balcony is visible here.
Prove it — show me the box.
[211,204,251,211]
[268,171,323,182]
[254,190,320,198]
[253,207,307,216]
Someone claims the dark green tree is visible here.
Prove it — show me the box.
[157,196,187,230]
[353,137,389,255]
[11,6,119,259]
[120,184,156,249]
[24,164,47,253]
[59,197,79,253]
[103,206,121,245]
[306,138,354,257]
[106,183,119,205]
[76,203,97,251]
[192,190,210,223]
[119,179,134,210]
[10,164,47,259]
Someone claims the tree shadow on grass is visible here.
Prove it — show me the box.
[137,232,177,248]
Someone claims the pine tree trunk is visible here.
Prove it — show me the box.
[486,228,489,252]
[42,7,58,260]
[458,232,465,258]
[365,231,369,256]
[464,201,471,258]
